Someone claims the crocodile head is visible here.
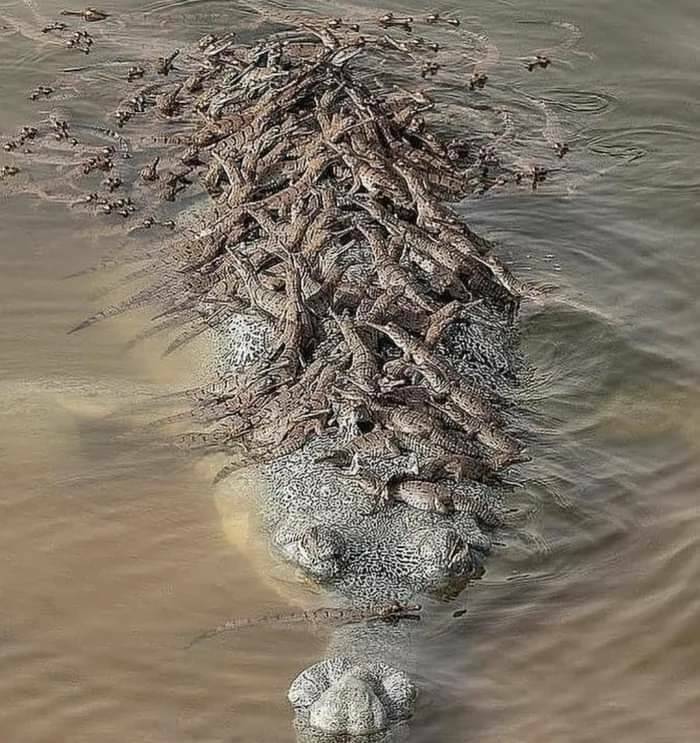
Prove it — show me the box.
[274,522,347,580]
[289,657,416,739]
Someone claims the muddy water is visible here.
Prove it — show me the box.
[1,1,699,742]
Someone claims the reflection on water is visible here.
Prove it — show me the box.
[1,1,699,741]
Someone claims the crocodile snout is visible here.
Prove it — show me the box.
[310,673,388,735]
[289,657,416,737]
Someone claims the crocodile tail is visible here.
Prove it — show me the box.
[162,319,216,357]
[67,280,174,334]
[212,461,244,485]
[124,314,193,351]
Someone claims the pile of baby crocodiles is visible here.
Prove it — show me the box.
[1,13,540,492]
[61,17,531,491]
[2,8,559,740]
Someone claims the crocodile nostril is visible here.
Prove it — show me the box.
[309,676,387,735]
[289,658,417,736]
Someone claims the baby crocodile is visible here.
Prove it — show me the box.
[29,85,54,102]
[426,12,460,27]
[0,165,20,179]
[139,156,160,182]
[526,54,551,72]
[383,477,455,515]
[42,22,68,32]
[60,7,109,22]
[155,49,179,76]
[378,13,413,31]
[127,66,145,82]
[186,601,421,647]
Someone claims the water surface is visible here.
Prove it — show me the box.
[1,1,698,741]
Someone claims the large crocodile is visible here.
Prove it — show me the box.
[1,7,567,739]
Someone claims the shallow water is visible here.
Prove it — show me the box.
[1,1,699,741]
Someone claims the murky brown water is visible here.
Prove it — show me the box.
[1,1,699,741]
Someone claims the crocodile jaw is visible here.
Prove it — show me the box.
[289,657,417,737]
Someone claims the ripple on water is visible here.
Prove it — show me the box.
[466,292,694,596]
[539,87,618,115]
